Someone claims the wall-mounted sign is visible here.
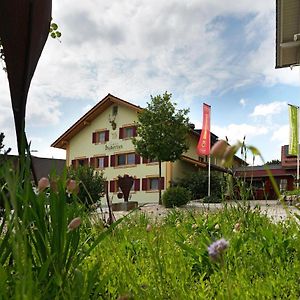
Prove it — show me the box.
[105,143,123,151]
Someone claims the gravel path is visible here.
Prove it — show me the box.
[94,200,299,223]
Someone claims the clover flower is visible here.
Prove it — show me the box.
[208,238,229,261]
[210,140,240,167]
[38,177,50,192]
[146,224,152,232]
[66,179,78,195]
[210,140,228,158]
[233,222,241,232]
[191,223,198,229]
[50,177,58,193]
[68,217,81,231]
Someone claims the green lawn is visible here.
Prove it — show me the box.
[84,207,300,299]
[1,165,300,299]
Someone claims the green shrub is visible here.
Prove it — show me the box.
[162,186,192,208]
[175,170,225,200]
[202,195,221,203]
[68,166,105,208]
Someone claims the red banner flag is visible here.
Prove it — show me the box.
[197,103,211,156]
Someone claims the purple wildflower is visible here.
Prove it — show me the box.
[207,238,229,261]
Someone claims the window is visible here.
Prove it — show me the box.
[90,156,108,168]
[117,153,136,166]
[78,159,86,166]
[199,156,207,163]
[124,127,134,138]
[127,153,135,164]
[111,153,140,167]
[98,157,105,168]
[119,126,137,139]
[117,154,126,166]
[149,178,159,190]
[71,158,88,169]
[92,130,109,144]
[142,177,165,191]
[280,179,287,191]
[142,157,158,164]
[98,131,106,143]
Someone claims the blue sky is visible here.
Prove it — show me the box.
[0,1,300,164]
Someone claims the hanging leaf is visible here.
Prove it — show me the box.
[248,145,261,156]
[49,21,62,40]
[51,23,58,30]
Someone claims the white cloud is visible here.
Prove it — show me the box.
[26,136,66,159]
[27,95,61,126]
[271,124,289,145]
[0,1,298,158]
[250,101,287,117]
[212,123,268,144]
[240,98,246,107]
[46,0,283,104]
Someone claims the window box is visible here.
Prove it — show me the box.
[92,130,109,144]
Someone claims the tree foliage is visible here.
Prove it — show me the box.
[0,132,11,156]
[68,166,105,209]
[133,92,190,204]
[265,159,281,165]
[133,92,190,162]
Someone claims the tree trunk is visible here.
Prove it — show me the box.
[159,160,162,205]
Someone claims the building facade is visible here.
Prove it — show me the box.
[234,145,297,200]
[52,94,235,203]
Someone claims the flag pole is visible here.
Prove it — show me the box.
[297,106,299,189]
[208,155,211,196]
[197,103,211,197]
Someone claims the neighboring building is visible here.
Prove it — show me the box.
[1,155,66,180]
[234,145,297,200]
[52,94,240,203]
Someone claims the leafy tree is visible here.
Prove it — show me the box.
[68,166,105,209]
[265,159,281,165]
[133,92,190,204]
[0,132,11,155]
